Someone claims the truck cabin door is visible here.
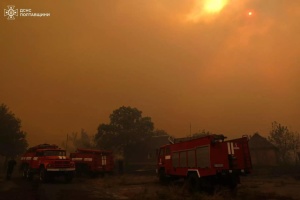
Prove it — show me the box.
[32,151,43,168]
[101,154,107,168]
[158,147,171,167]
[158,147,165,166]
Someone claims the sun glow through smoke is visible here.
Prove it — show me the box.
[204,0,228,13]
[187,0,229,22]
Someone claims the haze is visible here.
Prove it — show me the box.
[1,0,299,146]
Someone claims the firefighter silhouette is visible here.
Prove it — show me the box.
[6,158,17,180]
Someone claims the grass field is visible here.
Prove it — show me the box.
[77,173,300,200]
[1,171,300,199]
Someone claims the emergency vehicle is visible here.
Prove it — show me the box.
[157,134,252,191]
[70,148,114,177]
[20,144,75,182]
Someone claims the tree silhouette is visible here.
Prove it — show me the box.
[268,121,300,164]
[95,106,154,159]
[0,104,28,158]
[65,129,94,153]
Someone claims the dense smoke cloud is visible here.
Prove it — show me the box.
[1,0,299,145]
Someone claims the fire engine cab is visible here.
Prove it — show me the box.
[20,144,75,182]
[157,134,252,191]
[70,148,114,177]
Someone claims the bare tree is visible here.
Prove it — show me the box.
[268,121,299,164]
[291,132,300,165]
[65,129,94,153]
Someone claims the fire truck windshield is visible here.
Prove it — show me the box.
[159,148,165,156]
[43,150,66,156]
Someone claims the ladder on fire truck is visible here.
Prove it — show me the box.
[168,134,227,144]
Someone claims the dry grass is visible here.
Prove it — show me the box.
[98,175,299,200]
[74,174,299,200]
[1,172,299,200]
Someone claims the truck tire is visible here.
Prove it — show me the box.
[229,175,239,190]
[23,166,33,181]
[39,167,48,183]
[75,163,83,177]
[89,171,97,178]
[188,173,199,193]
[158,169,168,184]
[22,166,28,179]
[65,172,74,183]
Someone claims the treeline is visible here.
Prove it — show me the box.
[65,106,169,161]
[1,102,299,166]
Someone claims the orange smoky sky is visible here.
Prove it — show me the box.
[1,0,299,146]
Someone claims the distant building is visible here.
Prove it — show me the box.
[249,133,279,166]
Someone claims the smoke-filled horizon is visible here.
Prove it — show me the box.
[1,0,299,146]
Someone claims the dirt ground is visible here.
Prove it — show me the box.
[1,172,300,200]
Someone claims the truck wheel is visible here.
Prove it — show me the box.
[158,169,168,184]
[90,171,99,178]
[99,172,105,178]
[23,166,32,181]
[229,175,239,190]
[65,172,74,183]
[75,164,83,177]
[188,173,199,193]
[22,166,27,179]
[39,167,48,183]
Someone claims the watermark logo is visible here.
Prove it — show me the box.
[4,5,18,20]
[3,5,50,20]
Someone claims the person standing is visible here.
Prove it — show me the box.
[6,158,17,180]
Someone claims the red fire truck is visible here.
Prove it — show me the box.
[20,144,75,182]
[157,134,252,191]
[70,148,114,177]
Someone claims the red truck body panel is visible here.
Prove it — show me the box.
[157,135,252,179]
[70,148,114,174]
[20,144,75,182]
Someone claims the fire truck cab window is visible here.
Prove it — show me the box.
[159,148,165,156]
[36,152,43,156]
[165,147,170,155]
